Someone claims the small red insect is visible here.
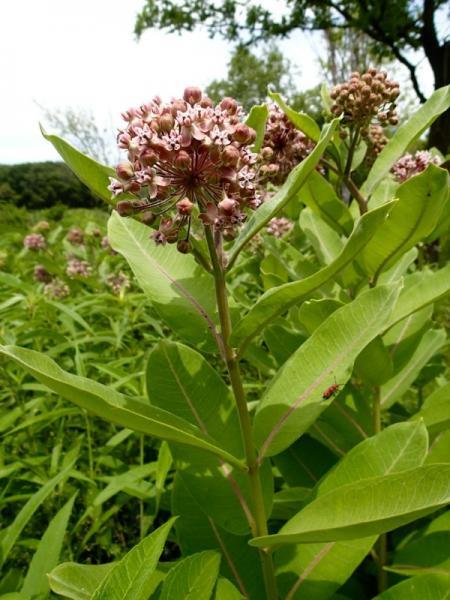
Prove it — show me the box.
[322,383,341,400]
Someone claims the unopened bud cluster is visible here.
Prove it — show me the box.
[391,151,441,182]
[66,228,85,245]
[366,125,389,162]
[331,68,400,137]
[259,105,314,185]
[266,217,294,238]
[109,87,261,247]
[106,271,131,295]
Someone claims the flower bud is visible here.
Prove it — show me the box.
[174,150,192,170]
[220,97,238,114]
[116,161,134,180]
[141,211,156,225]
[159,113,174,132]
[233,124,256,144]
[221,144,240,166]
[218,198,237,216]
[183,86,202,105]
[116,201,135,216]
[177,239,191,254]
[176,198,194,215]
[140,149,158,166]
[200,96,213,108]
[261,146,274,160]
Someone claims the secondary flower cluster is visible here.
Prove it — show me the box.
[266,217,294,238]
[66,258,92,278]
[259,105,314,185]
[391,151,442,182]
[109,87,261,246]
[23,233,46,251]
[331,68,400,138]
[106,271,131,295]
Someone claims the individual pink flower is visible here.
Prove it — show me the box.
[23,233,46,251]
[259,105,315,185]
[66,258,92,278]
[391,151,442,182]
[266,217,294,238]
[109,87,261,247]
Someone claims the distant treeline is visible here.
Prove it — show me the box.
[0,162,102,209]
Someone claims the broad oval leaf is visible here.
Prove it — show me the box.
[359,164,449,282]
[108,211,221,351]
[159,550,221,600]
[48,563,115,600]
[362,84,450,196]
[373,573,450,599]
[413,382,450,434]
[245,103,269,153]
[91,518,176,600]
[0,345,244,469]
[232,202,394,351]
[253,284,400,457]
[228,119,339,268]
[251,464,450,547]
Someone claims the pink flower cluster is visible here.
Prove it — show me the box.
[66,258,92,278]
[109,87,261,245]
[66,228,85,245]
[34,264,52,283]
[266,217,294,238]
[259,105,315,185]
[391,151,442,182]
[106,271,130,295]
[23,233,46,251]
[44,279,70,299]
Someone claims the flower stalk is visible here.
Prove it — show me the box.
[204,225,278,600]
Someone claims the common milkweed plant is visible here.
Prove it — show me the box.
[2,71,450,600]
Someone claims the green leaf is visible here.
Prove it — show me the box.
[251,464,450,547]
[232,202,394,351]
[245,103,268,153]
[228,119,339,268]
[354,336,393,386]
[380,329,446,409]
[362,84,450,196]
[0,456,77,568]
[159,551,221,600]
[413,383,450,435]
[299,208,343,266]
[21,493,77,596]
[0,345,244,469]
[253,284,400,457]
[214,578,243,599]
[108,212,221,351]
[298,170,353,236]
[268,90,321,142]
[372,573,450,599]
[275,421,428,600]
[359,165,449,281]
[389,532,450,576]
[48,563,115,600]
[40,125,119,205]
[146,341,272,535]
[91,518,176,599]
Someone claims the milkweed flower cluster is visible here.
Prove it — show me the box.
[109,86,261,246]
[34,264,52,284]
[44,279,70,299]
[331,68,400,139]
[266,217,294,238]
[259,105,314,185]
[66,258,92,278]
[23,233,46,251]
[66,227,85,245]
[106,271,131,295]
[391,151,442,182]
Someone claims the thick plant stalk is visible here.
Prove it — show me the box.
[204,226,279,600]
[373,387,388,593]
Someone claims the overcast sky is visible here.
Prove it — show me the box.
[1,1,434,164]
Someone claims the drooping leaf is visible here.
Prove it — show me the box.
[232,202,394,351]
[91,518,176,600]
[48,563,115,600]
[275,421,428,600]
[0,345,244,469]
[359,165,449,282]
[40,125,120,205]
[21,493,77,596]
[362,84,450,196]
[253,284,400,457]
[251,464,450,547]
[159,551,221,600]
[245,103,269,152]
[228,119,339,268]
[380,329,446,409]
[108,212,221,351]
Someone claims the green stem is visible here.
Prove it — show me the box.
[373,386,388,593]
[204,226,278,600]
[139,434,145,540]
[84,410,94,480]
